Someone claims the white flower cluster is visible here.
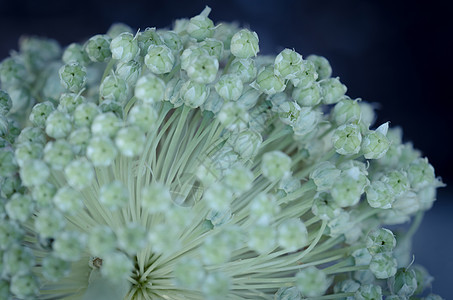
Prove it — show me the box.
[0,6,444,300]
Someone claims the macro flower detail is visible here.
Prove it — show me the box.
[0,6,445,300]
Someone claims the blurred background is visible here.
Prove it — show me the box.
[1,0,452,297]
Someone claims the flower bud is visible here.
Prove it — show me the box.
[230,29,260,59]
[59,62,86,93]
[332,123,362,155]
[261,150,292,182]
[274,48,303,80]
[307,55,332,80]
[251,65,286,95]
[295,266,329,297]
[370,252,397,279]
[215,74,243,101]
[134,73,165,103]
[110,32,139,63]
[145,44,175,74]
[84,34,112,62]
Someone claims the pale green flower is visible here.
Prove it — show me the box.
[0,6,443,300]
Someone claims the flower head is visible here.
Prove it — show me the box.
[0,6,444,300]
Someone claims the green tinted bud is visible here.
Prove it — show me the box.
[0,90,12,113]
[0,148,17,176]
[407,158,436,190]
[42,255,71,282]
[84,34,112,62]
[43,140,74,170]
[29,102,55,128]
[201,232,236,265]
[91,112,122,137]
[352,248,372,266]
[366,180,395,209]
[250,193,279,225]
[332,98,361,125]
[110,32,139,63]
[355,284,383,300]
[203,183,233,211]
[5,193,34,222]
[59,62,87,92]
[87,136,117,167]
[116,223,147,255]
[101,251,133,282]
[382,170,410,197]
[1,175,25,199]
[362,125,390,160]
[58,92,85,113]
[45,110,72,139]
[389,268,418,297]
[187,8,215,41]
[274,48,303,80]
[277,218,308,251]
[0,221,24,250]
[320,77,347,105]
[141,181,172,213]
[312,192,343,221]
[115,126,145,157]
[31,182,56,208]
[10,274,39,298]
[295,266,329,297]
[366,228,396,256]
[291,60,318,89]
[230,29,260,59]
[180,46,205,70]
[127,103,158,131]
[262,150,291,182]
[73,102,100,127]
[116,59,141,86]
[137,27,164,54]
[238,86,261,109]
[88,225,117,256]
[160,30,183,52]
[174,258,205,289]
[332,123,362,155]
[307,55,332,80]
[68,127,91,155]
[53,231,86,262]
[334,279,360,294]
[35,208,66,238]
[292,82,322,107]
[228,58,257,83]
[100,75,129,103]
[232,129,262,160]
[370,252,397,279]
[0,57,27,87]
[64,158,94,189]
[134,73,165,103]
[16,126,47,145]
[100,180,129,210]
[292,107,320,136]
[185,53,219,84]
[331,168,369,207]
[53,186,83,214]
[62,43,90,65]
[274,287,302,300]
[15,143,41,168]
[202,272,231,300]
[277,101,299,125]
[217,101,249,132]
[252,65,286,95]
[224,165,253,194]
[247,225,277,253]
[181,80,210,108]
[310,161,341,192]
[145,44,175,74]
[107,22,133,38]
[200,38,224,60]
[215,74,243,101]
[20,159,49,187]
[3,246,36,277]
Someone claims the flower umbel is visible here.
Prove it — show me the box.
[0,6,444,300]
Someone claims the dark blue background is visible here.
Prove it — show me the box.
[1,0,452,297]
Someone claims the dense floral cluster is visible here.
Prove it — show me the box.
[0,6,444,300]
